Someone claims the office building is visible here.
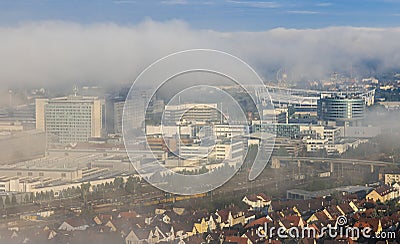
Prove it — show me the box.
[215,140,243,161]
[317,95,365,125]
[36,95,104,145]
[163,103,219,125]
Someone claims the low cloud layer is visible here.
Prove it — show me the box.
[1,20,400,92]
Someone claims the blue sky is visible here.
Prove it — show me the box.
[0,0,400,30]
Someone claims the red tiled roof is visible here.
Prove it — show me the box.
[354,218,381,232]
[225,236,248,244]
[245,216,271,229]
[313,211,330,223]
[337,203,354,215]
[244,228,266,243]
[374,184,395,196]
[217,206,241,223]
[284,215,303,226]
[64,218,88,227]
[118,211,137,219]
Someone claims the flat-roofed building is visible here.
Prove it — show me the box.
[214,124,248,138]
[0,121,23,132]
[0,177,20,192]
[384,172,400,185]
[317,95,365,126]
[0,166,82,182]
[36,95,104,145]
[215,140,243,161]
[163,103,219,125]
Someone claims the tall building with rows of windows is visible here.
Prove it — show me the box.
[317,95,365,126]
[36,95,104,145]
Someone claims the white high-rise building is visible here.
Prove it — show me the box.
[36,95,104,144]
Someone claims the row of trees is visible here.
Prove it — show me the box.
[0,195,17,208]
[90,176,140,194]
[0,191,61,209]
[0,193,36,208]
[80,176,141,207]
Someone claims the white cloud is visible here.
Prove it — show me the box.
[316,2,332,7]
[161,0,188,5]
[0,21,399,93]
[286,10,321,14]
[226,0,280,8]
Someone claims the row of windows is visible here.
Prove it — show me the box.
[15,172,66,177]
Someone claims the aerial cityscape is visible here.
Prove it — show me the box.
[1,1,400,243]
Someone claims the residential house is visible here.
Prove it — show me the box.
[242,193,271,210]
[366,185,397,203]
[58,218,89,231]
[216,207,245,229]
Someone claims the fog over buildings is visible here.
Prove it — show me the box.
[1,21,400,95]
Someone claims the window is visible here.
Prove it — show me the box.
[61,173,66,177]
[28,172,33,176]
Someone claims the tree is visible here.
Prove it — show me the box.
[199,165,208,174]
[125,176,136,194]
[35,192,41,202]
[29,192,34,203]
[113,177,124,190]
[5,195,10,206]
[11,195,17,205]
[80,182,91,208]
[24,194,29,203]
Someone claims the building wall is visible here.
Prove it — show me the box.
[38,96,104,145]
[0,122,23,132]
[114,98,145,134]
[385,173,400,185]
[253,122,301,139]
[145,125,192,137]
[113,101,124,134]
[0,167,82,182]
[35,98,48,131]
[214,124,247,138]
[163,103,218,125]
[317,97,365,124]
[0,179,19,192]
[92,99,103,138]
